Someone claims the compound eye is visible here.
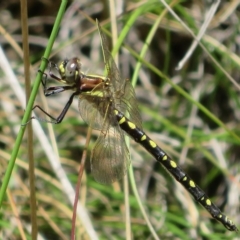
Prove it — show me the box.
[65,57,81,83]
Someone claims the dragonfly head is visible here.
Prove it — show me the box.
[59,57,82,84]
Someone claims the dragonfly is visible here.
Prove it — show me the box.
[35,20,238,232]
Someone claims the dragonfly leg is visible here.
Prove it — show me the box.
[44,85,76,97]
[33,92,78,124]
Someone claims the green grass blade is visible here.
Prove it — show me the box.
[0,0,68,208]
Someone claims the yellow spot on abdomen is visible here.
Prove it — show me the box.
[141,135,146,141]
[182,176,187,181]
[206,199,211,206]
[128,121,136,129]
[149,140,157,148]
[114,110,118,115]
[189,180,195,188]
[162,155,167,161]
[119,117,126,125]
[170,160,177,168]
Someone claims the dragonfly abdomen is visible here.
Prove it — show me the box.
[114,109,237,232]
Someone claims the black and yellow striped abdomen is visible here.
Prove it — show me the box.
[114,109,237,232]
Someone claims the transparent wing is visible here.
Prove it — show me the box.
[91,124,130,184]
[78,95,108,131]
[80,21,140,184]
[78,83,116,131]
[97,20,124,92]
[97,21,142,129]
[114,79,142,129]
